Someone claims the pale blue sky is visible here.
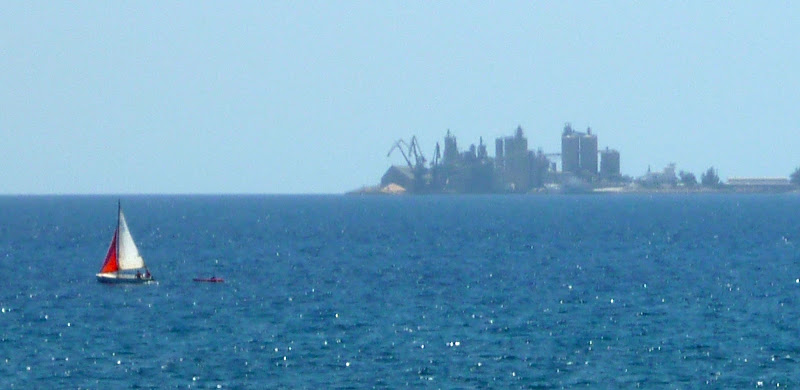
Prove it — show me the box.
[2,2,799,194]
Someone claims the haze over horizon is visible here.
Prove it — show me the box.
[2,2,799,194]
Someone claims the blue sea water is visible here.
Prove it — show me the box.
[1,194,800,388]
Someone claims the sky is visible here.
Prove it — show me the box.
[2,2,799,194]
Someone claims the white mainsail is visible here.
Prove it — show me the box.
[117,209,146,271]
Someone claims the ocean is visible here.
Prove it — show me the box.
[1,194,799,388]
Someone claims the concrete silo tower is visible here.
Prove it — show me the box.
[600,147,620,177]
[580,128,598,175]
[561,123,580,174]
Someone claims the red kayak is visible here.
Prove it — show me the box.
[193,277,224,283]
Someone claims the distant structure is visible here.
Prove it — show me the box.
[443,130,459,166]
[413,130,495,193]
[380,165,414,191]
[384,136,428,192]
[727,177,792,192]
[493,126,551,192]
[378,123,621,194]
[561,123,599,176]
[496,126,530,191]
[580,129,598,175]
[561,124,580,174]
[636,164,677,187]
[367,122,797,195]
[600,147,621,178]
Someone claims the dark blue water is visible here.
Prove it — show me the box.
[1,194,799,388]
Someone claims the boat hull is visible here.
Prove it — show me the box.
[96,273,154,284]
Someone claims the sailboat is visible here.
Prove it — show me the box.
[96,201,154,284]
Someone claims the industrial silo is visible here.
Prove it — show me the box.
[495,138,504,163]
[443,130,459,166]
[600,147,620,178]
[580,129,598,175]
[561,124,580,174]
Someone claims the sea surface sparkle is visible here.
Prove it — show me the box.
[1,194,799,388]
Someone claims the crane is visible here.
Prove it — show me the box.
[388,136,428,170]
[408,136,427,169]
[387,136,431,193]
[387,139,413,169]
[431,142,441,167]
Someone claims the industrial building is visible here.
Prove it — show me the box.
[371,122,797,195]
[726,178,793,192]
[561,125,580,174]
[378,123,622,194]
[561,124,599,176]
[496,126,532,192]
[600,147,621,178]
[442,130,459,166]
[581,130,598,175]
[380,165,414,191]
[636,164,678,187]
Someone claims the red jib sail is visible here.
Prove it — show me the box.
[99,229,119,273]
